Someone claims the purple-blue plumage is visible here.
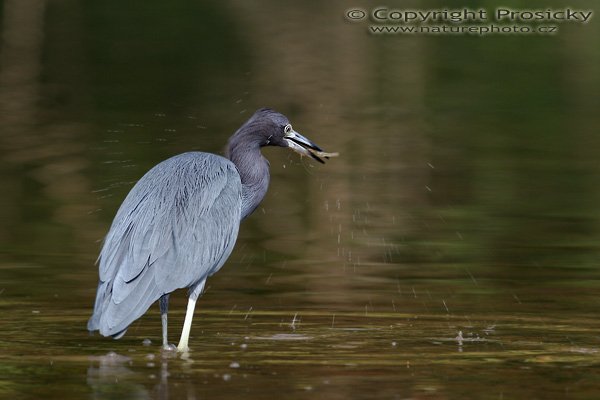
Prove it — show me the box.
[87,108,331,350]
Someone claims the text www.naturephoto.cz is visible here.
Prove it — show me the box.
[369,24,559,35]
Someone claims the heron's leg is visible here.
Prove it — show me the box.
[176,280,206,353]
[159,294,174,350]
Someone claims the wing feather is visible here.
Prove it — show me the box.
[88,152,242,336]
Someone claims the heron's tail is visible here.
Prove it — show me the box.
[87,281,110,332]
[88,270,162,339]
[86,282,128,340]
[88,281,128,338]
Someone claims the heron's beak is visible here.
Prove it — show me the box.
[284,129,327,164]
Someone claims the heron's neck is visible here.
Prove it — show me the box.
[226,136,270,220]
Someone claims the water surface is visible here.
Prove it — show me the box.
[1,0,600,398]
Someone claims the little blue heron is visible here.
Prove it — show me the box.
[88,108,334,352]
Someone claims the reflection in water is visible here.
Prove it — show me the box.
[1,0,600,399]
[0,0,45,140]
[0,0,102,259]
[87,353,149,400]
[87,352,185,400]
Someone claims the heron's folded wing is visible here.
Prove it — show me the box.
[98,153,242,300]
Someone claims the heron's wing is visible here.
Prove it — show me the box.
[90,152,242,336]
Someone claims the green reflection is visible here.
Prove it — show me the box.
[1,0,600,398]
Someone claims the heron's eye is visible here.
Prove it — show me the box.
[284,124,292,134]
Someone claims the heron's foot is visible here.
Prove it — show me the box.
[176,343,189,353]
[162,343,177,352]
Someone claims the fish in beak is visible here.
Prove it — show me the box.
[284,129,338,164]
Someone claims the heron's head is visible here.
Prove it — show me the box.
[236,108,331,163]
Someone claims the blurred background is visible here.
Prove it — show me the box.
[1,0,599,399]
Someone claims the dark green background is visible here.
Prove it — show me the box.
[1,0,599,398]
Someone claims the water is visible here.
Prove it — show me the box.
[1,0,600,398]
